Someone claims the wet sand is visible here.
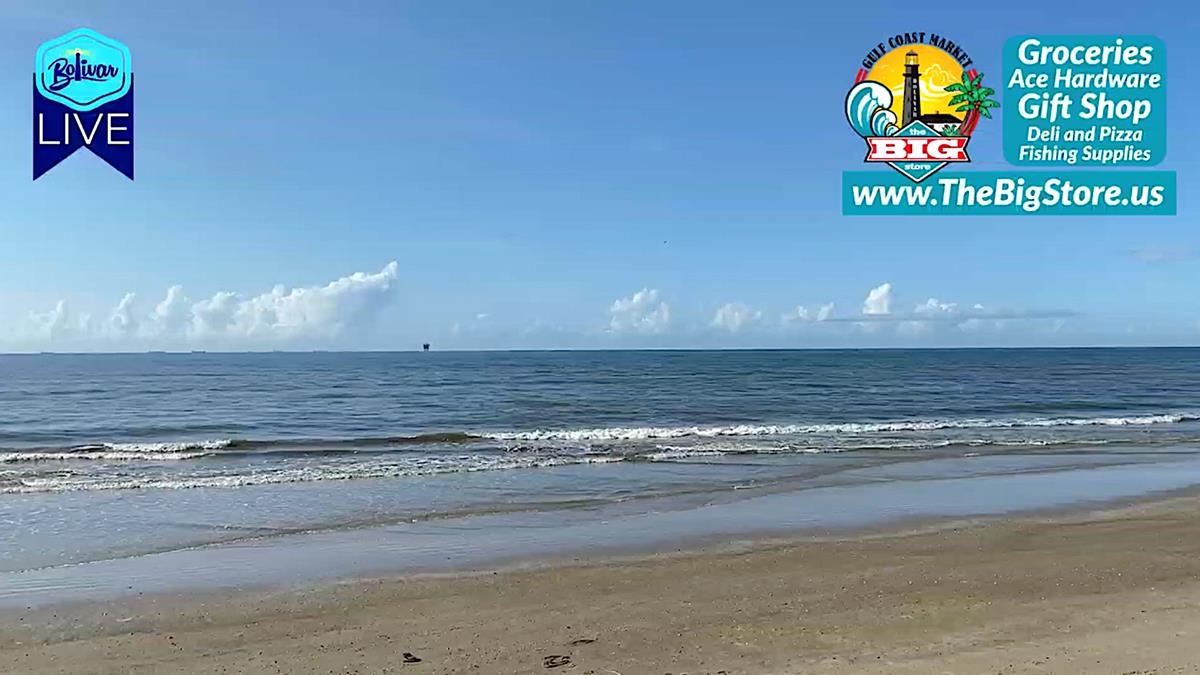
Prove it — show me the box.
[4,494,1200,674]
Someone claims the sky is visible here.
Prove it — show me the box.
[0,0,1196,351]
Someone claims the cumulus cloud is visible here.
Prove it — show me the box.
[609,288,671,334]
[151,286,192,336]
[13,262,400,349]
[783,302,836,324]
[3,274,1082,351]
[106,293,138,337]
[862,283,893,315]
[190,291,241,338]
[216,262,399,340]
[913,298,958,317]
[28,300,80,341]
[712,302,762,332]
[815,283,1076,342]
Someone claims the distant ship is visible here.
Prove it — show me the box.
[422,343,430,352]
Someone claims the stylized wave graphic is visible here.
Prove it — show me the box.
[846,81,898,138]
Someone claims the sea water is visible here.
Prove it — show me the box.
[4,349,1200,604]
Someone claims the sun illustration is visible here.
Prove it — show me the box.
[866,44,963,124]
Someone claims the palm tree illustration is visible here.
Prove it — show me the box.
[944,71,998,136]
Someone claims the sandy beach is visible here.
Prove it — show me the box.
[3,493,1200,675]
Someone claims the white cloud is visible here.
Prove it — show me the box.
[220,262,399,340]
[782,305,810,323]
[1,274,1083,351]
[913,298,958,317]
[900,298,960,336]
[863,283,893,315]
[783,302,835,324]
[834,282,1077,342]
[28,300,78,341]
[10,262,400,349]
[712,302,761,332]
[106,293,138,337]
[151,286,192,336]
[609,288,671,334]
[190,291,241,338]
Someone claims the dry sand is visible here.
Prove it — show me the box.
[4,495,1200,674]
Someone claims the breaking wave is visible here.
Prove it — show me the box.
[3,412,1196,467]
[0,454,626,494]
[0,440,234,463]
[643,436,1114,460]
[484,412,1200,442]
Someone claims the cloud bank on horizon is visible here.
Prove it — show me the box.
[2,264,1084,351]
[8,262,400,351]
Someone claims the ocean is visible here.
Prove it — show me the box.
[5,348,1200,604]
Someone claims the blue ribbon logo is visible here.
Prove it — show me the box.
[33,28,133,180]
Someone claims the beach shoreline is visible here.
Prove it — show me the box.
[7,449,1200,611]
[6,490,1200,674]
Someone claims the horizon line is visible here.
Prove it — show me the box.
[4,344,1200,356]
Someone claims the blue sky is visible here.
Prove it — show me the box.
[0,0,1196,350]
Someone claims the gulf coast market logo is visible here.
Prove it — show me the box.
[845,32,998,183]
[33,28,133,180]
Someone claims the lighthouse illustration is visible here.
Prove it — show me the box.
[902,51,921,126]
[900,51,962,132]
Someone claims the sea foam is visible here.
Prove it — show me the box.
[483,412,1198,441]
